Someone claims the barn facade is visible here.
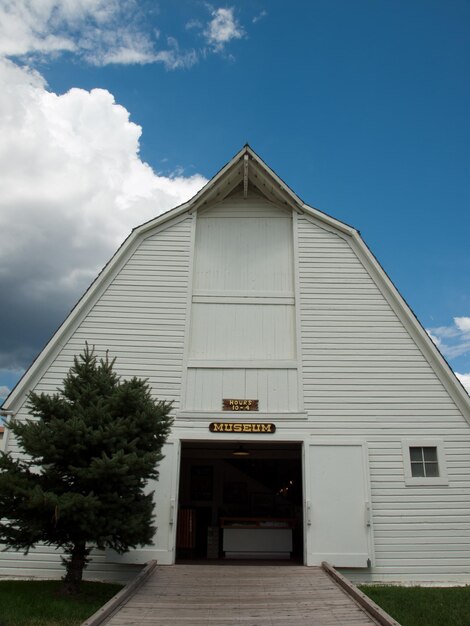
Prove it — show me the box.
[2,146,470,584]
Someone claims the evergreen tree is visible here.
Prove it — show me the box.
[0,345,173,594]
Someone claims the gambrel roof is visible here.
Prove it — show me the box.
[3,145,470,420]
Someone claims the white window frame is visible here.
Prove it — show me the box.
[402,439,448,486]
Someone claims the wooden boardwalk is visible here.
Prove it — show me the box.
[103,564,381,625]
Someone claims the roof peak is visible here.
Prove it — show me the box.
[185,144,305,213]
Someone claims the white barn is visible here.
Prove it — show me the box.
[2,146,470,584]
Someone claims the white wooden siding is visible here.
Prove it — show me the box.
[189,303,296,360]
[184,194,298,412]
[298,215,470,582]
[32,218,192,408]
[306,443,372,567]
[4,193,470,584]
[194,212,294,294]
[0,546,140,584]
[185,368,299,412]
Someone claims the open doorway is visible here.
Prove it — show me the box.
[176,441,303,562]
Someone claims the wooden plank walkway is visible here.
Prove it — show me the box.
[103,564,381,625]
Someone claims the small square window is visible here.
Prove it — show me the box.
[402,440,448,486]
[409,446,439,478]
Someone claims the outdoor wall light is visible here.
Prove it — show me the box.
[232,444,250,457]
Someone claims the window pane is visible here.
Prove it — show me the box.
[423,447,438,462]
[411,462,425,477]
[425,463,439,477]
[410,447,423,462]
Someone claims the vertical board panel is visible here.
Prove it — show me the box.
[185,368,298,412]
[189,304,296,360]
[185,193,299,412]
[307,444,370,567]
[194,197,293,294]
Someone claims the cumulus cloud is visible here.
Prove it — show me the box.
[455,317,470,333]
[204,7,244,52]
[456,373,470,394]
[427,317,470,360]
[0,58,207,373]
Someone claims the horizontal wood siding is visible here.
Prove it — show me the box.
[0,546,140,584]
[29,218,191,408]
[1,217,192,581]
[298,215,470,582]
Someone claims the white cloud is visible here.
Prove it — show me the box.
[81,26,160,66]
[426,331,442,349]
[252,10,267,24]
[0,57,207,369]
[186,19,203,31]
[0,1,246,69]
[151,38,198,70]
[0,386,10,400]
[455,317,470,333]
[0,0,135,60]
[0,0,76,57]
[427,317,470,360]
[0,0,194,69]
[456,373,470,394]
[204,8,244,52]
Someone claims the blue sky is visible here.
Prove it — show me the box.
[0,0,469,401]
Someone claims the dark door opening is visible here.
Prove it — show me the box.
[176,441,303,562]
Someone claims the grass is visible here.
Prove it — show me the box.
[0,580,123,626]
[360,585,470,626]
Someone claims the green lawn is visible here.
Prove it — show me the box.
[360,585,470,626]
[0,580,122,626]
